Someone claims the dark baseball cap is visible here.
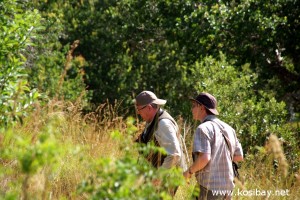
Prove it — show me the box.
[189,92,219,115]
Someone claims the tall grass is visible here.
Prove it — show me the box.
[1,99,130,199]
[1,100,299,199]
[234,134,300,199]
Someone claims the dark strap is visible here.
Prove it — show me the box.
[204,119,240,179]
[136,109,171,168]
[222,132,233,161]
[139,109,163,144]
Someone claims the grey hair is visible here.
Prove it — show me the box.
[150,103,158,109]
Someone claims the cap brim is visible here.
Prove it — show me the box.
[189,97,201,104]
[153,99,166,105]
[209,109,219,115]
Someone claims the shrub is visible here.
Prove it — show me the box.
[0,0,42,127]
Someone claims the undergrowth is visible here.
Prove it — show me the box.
[0,100,299,199]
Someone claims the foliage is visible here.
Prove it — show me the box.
[0,112,65,199]
[235,134,300,199]
[30,0,197,108]
[0,0,89,128]
[171,0,299,98]
[30,0,299,156]
[31,0,300,114]
[24,11,88,104]
[0,0,41,127]
[77,153,184,200]
[1,99,299,199]
[1,0,300,199]
[78,117,184,199]
[1,100,186,199]
[186,54,299,156]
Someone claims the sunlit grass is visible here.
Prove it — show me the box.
[1,100,300,199]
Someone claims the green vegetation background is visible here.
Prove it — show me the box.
[1,0,300,199]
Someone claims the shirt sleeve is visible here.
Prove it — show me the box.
[193,126,211,154]
[155,119,181,169]
[234,133,243,157]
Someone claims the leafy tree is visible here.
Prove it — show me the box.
[0,0,41,127]
[173,0,300,113]
[34,0,300,117]
[26,1,88,104]
[1,0,87,127]
[30,0,299,154]
[31,1,197,108]
[187,54,292,154]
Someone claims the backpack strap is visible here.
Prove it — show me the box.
[205,119,234,160]
[203,118,240,179]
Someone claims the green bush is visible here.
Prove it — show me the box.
[77,153,184,200]
[0,0,89,128]
[1,114,66,199]
[77,117,185,200]
[0,0,41,127]
[188,54,293,155]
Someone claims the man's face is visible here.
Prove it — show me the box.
[136,104,150,122]
[191,102,202,121]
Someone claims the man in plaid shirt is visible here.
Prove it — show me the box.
[183,92,243,200]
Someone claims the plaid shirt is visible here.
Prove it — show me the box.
[193,115,243,190]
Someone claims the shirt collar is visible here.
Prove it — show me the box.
[202,115,217,123]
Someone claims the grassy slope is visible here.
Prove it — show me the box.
[1,100,300,199]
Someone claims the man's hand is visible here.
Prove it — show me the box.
[183,170,191,179]
[183,169,192,184]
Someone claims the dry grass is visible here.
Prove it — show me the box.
[1,100,300,199]
[1,99,131,199]
[234,134,300,199]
